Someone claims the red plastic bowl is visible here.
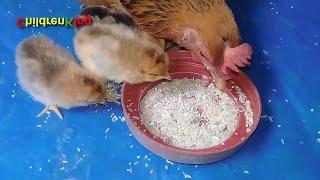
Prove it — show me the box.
[121,51,261,164]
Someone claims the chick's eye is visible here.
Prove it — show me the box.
[149,73,159,76]
[95,85,103,94]
[156,54,165,64]
[82,77,95,86]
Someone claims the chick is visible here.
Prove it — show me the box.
[74,6,171,84]
[15,35,114,119]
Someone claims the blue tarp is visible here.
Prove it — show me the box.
[0,0,319,179]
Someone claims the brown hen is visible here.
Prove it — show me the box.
[81,0,253,87]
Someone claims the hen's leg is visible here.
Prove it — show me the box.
[220,43,253,78]
[37,105,63,119]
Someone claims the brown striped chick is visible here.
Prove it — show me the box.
[74,7,171,84]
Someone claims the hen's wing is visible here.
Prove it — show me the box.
[81,0,129,14]
[120,0,239,44]
[82,0,238,44]
[118,0,176,39]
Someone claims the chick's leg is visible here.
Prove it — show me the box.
[37,105,63,119]
[220,43,252,77]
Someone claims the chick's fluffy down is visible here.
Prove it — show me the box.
[15,35,107,108]
[74,22,170,84]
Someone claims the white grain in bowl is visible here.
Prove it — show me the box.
[140,78,243,149]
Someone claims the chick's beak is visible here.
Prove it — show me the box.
[98,98,107,105]
[104,91,119,104]
[160,73,172,81]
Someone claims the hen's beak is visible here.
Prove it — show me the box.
[183,29,213,69]
[194,44,227,90]
[182,28,226,89]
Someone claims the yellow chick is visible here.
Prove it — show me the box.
[15,35,114,119]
